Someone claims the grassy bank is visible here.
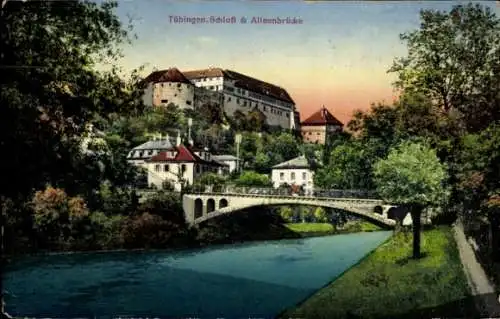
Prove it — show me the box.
[285,221,382,237]
[280,226,476,319]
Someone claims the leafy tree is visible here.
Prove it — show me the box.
[456,124,500,260]
[234,171,272,187]
[263,132,301,163]
[280,207,294,223]
[314,140,378,189]
[31,186,91,249]
[1,0,144,202]
[373,141,449,258]
[313,207,328,223]
[389,3,500,132]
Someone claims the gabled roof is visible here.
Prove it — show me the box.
[143,68,192,85]
[132,138,175,151]
[272,155,315,169]
[148,145,224,166]
[301,106,343,126]
[181,67,295,105]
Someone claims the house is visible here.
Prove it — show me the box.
[127,133,178,169]
[211,155,240,173]
[146,144,227,191]
[301,106,343,144]
[271,155,316,194]
[142,66,301,130]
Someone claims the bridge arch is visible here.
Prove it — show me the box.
[207,198,215,213]
[219,198,228,209]
[192,198,395,229]
[194,198,203,218]
[373,205,383,215]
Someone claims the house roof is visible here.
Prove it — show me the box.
[212,155,239,161]
[183,68,226,79]
[148,145,224,166]
[301,106,343,126]
[132,138,175,151]
[143,68,192,85]
[272,155,314,169]
[182,68,295,105]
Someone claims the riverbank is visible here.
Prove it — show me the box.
[280,226,477,319]
[285,221,382,238]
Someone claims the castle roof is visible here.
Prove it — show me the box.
[301,106,343,126]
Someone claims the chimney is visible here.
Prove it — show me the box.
[176,130,181,146]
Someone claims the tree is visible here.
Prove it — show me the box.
[389,3,500,132]
[1,0,144,201]
[263,132,301,163]
[313,207,328,223]
[314,140,378,190]
[234,171,272,187]
[373,141,449,258]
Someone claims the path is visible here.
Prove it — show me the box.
[453,221,500,317]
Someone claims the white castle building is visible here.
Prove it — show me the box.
[141,67,300,131]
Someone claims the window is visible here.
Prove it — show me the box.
[243,101,247,107]
[280,172,284,180]
[308,132,312,135]
[286,113,289,118]
[186,101,192,105]
[161,99,168,103]
[291,172,296,180]
[139,151,144,157]
[164,164,169,172]
[209,86,214,90]
[196,165,201,173]
[227,97,232,102]
[237,98,240,104]
[181,164,187,173]
[263,106,267,111]
[302,172,307,180]
[317,133,320,136]
[155,164,161,172]
[177,83,181,88]
[161,83,164,87]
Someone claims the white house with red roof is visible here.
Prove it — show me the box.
[146,143,227,191]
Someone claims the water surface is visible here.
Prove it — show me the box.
[3,231,391,318]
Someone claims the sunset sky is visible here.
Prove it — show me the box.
[112,0,498,124]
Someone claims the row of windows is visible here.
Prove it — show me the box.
[226,95,288,117]
[280,171,308,181]
[155,164,187,173]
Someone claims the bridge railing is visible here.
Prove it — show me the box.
[188,184,380,199]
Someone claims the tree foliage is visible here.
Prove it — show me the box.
[373,141,449,206]
[389,3,500,132]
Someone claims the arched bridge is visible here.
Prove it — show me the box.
[182,187,413,227]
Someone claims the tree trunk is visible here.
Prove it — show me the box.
[410,205,422,259]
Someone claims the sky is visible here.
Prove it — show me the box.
[112,0,498,124]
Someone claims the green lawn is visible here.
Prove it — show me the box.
[285,223,335,233]
[280,226,476,319]
[285,221,382,235]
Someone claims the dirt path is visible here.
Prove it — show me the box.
[453,222,500,317]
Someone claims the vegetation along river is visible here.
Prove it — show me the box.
[3,231,392,318]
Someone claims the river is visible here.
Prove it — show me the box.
[3,231,392,318]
